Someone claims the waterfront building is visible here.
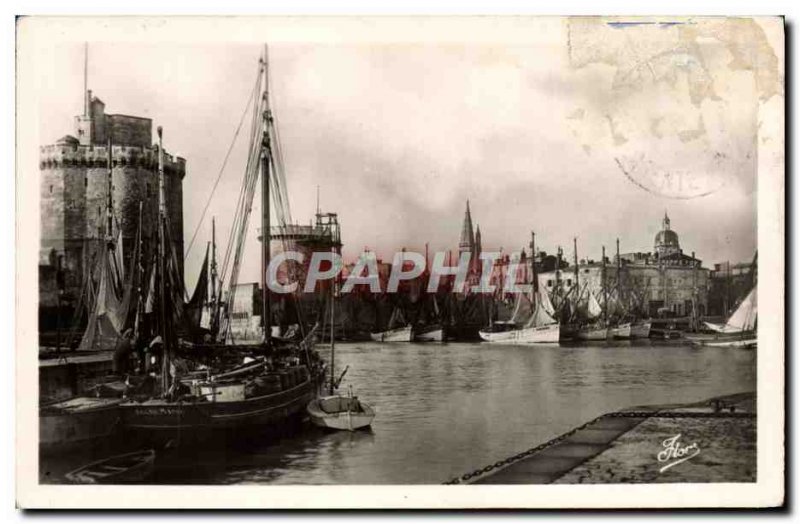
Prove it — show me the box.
[39,85,186,326]
[536,213,711,317]
[708,259,757,317]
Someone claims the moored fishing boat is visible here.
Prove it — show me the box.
[630,321,652,339]
[610,322,632,339]
[371,325,413,342]
[40,396,124,453]
[414,324,444,342]
[120,46,324,444]
[480,233,560,345]
[65,449,155,484]
[576,324,610,341]
[479,322,560,343]
[371,304,413,342]
[686,282,757,349]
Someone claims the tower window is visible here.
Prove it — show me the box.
[84,177,88,187]
[49,185,53,194]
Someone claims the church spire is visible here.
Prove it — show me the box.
[663,210,671,230]
[459,200,475,255]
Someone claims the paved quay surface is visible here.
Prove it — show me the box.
[459,392,755,485]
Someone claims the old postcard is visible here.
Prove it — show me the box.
[15,16,784,508]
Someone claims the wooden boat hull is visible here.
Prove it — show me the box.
[414,327,444,342]
[370,326,413,342]
[576,326,610,341]
[479,323,560,344]
[558,323,579,341]
[39,397,123,453]
[121,378,316,441]
[685,331,757,348]
[65,449,155,484]
[307,396,375,431]
[610,322,632,339]
[630,321,652,339]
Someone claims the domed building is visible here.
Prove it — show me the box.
[535,212,712,319]
[655,212,682,258]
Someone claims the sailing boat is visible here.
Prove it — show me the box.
[479,232,560,344]
[371,303,413,342]
[686,285,757,348]
[575,289,610,340]
[307,263,375,431]
[576,245,612,341]
[120,46,320,443]
[414,294,445,342]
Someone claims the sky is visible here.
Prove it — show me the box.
[32,18,776,291]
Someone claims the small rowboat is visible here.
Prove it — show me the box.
[65,449,156,484]
[307,389,375,431]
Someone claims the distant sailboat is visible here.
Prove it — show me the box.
[479,288,560,344]
[371,305,413,342]
[686,285,757,348]
[576,290,609,341]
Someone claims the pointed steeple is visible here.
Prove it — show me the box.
[474,224,482,256]
[663,210,671,230]
[459,200,475,255]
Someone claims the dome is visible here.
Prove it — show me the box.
[655,229,680,248]
[55,135,79,146]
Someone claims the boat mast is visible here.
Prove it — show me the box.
[573,237,579,302]
[530,232,537,307]
[602,245,607,325]
[260,44,272,349]
[210,216,218,337]
[157,126,170,394]
[329,245,336,395]
[134,201,144,338]
[555,246,562,310]
[616,238,621,315]
[106,136,114,247]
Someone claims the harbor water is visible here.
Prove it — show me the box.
[145,340,755,484]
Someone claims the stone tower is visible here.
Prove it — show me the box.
[39,69,186,313]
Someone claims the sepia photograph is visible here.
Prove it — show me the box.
[15,15,784,508]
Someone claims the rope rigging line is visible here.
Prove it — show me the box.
[183,69,261,262]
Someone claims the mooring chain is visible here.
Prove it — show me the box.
[442,408,754,484]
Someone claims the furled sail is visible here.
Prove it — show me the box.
[78,243,127,351]
[184,244,210,334]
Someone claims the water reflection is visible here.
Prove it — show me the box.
[43,341,756,485]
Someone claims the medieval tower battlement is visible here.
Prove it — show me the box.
[39,72,186,312]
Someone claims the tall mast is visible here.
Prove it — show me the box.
[573,237,579,295]
[157,126,170,393]
[329,245,336,395]
[692,250,697,328]
[530,232,537,307]
[211,217,218,302]
[616,238,621,307]
[556,246,562,306]
[260,44,272,348]
[602,245,607,324]
[106,136,114,245]
[134,201,144,337]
